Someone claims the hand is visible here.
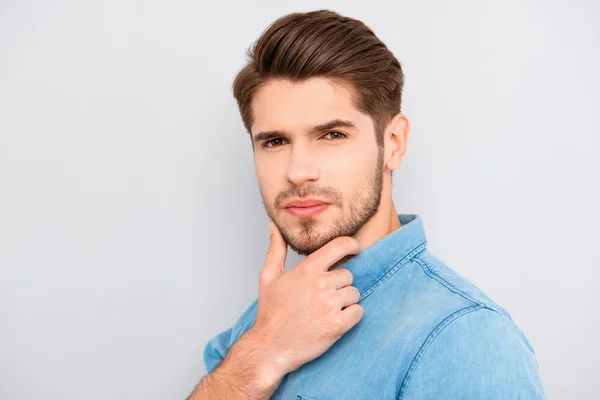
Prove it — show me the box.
[249,219,365,376]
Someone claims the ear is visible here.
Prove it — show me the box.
[384,113,410,171]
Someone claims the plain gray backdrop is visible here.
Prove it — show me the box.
[1,1,598,399]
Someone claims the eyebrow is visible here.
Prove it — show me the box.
[252,119,358,143]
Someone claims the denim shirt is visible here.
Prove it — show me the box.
[202,214,546,399]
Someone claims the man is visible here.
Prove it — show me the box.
[188,9,546,400]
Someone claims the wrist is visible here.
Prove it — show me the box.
[223,326,289,391]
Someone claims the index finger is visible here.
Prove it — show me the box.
[304,236,361,272]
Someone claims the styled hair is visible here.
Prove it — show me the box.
[232,9,404,147]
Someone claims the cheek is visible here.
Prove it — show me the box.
[255,159,280,200]
[326,144,376,179]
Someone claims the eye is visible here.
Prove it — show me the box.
[263,137,289,148]
[322,131,348,140]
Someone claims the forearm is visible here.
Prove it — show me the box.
[188,369,266,400]
[188,328,286,400]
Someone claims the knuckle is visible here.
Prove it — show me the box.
[267,239,277,253]
[258,268,269,282]
[325,296,336,309]
[355,305,365,319]
[315,277,328,290]
[323,237,346,254]
[341,268,354,284]
[333,236,353,249]
[296,262,312,276]
[316,328,328,339]
[329,318,345,334]
[258,270,267,283]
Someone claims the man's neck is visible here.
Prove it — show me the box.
[331,201,401,269]
[355,204,401,252]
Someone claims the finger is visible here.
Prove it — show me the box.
[340,304,364,328]
[335,285,361,309]
[259,220,288,287]
[326,268,354,289]
[306,236,361,272]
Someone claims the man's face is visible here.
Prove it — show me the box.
[250,77,384,256]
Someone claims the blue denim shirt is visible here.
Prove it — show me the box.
[203,214,546,399]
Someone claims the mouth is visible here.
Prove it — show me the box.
[283,198,331,218]
[285,203,330,218]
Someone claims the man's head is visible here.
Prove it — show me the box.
[232,10,408,256]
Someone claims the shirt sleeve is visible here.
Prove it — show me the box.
[401,307,547,399]
[202,298,259,375]
[203,325,236,374]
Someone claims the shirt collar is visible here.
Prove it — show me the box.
[333,213,428,302]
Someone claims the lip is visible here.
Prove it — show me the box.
[283,198,331,218]
[283,198,330,208]
[286,203,330,218]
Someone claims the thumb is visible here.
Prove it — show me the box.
[259,220,288,288]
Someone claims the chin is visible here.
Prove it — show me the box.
[294,230,341,255]
[287,240,323,257]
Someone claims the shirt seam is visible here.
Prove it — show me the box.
[396,304,486,400]
[358,240,428,303]
[413,253,486,308]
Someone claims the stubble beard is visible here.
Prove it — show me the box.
[262,148,384,256]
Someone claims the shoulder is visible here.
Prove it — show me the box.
[389,249,534,352]
[396,250,546,399]
[202,297,259,374]
[399,306,546,399]
[412,249,515,319]
[407,248,538,360]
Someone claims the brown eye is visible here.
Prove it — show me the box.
[322,131,348,140]
[264,138,287,148]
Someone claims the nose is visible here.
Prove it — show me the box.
[285,144,320,186]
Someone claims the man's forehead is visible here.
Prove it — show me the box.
[250,77,366,135]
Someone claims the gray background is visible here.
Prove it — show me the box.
[1,1,598,399]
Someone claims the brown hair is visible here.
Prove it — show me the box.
[232,9,404,147]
